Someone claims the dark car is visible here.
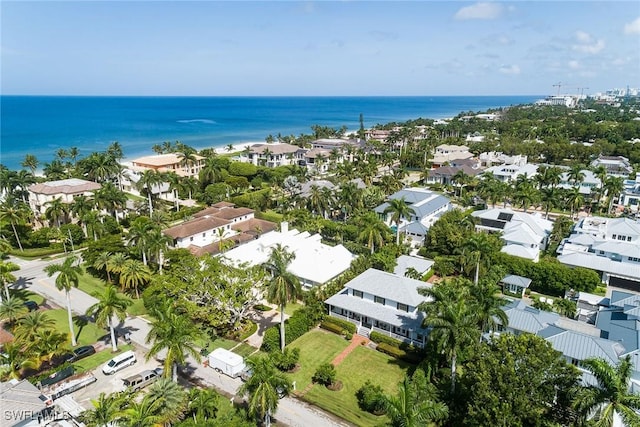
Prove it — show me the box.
[23,301,38,311]
[64,345,96,363]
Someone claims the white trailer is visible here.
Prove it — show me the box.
[207,348,246,378]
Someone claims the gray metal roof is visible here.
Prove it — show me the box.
[393,255,434,277]
[558,253,640,280]
[332,268,431,307]
[501,274,532,288]
[325,292,427,331]
[400,221,429,236]
[538,325,626,364]
[374,188,450,219]
[503,300,559,334]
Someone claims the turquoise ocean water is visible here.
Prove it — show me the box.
[0,95,540,170]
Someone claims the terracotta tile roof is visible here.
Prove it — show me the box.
[28,179,101,195]
[192,207,221,218]
[163,216,231,239]
[249,143,300,155]
[132,153,204,167]
[212,201,235,208]
[215,207,254,220]
[231,218,278,234]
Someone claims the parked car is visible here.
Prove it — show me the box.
[64,345,96,363]
[122,367,163,392]
[23,301,38,311]
[102,350,136,375]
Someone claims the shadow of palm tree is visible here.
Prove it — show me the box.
[73,314,89,342]
[12,276,34,290]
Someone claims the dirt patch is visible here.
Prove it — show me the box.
[327,380,343,391]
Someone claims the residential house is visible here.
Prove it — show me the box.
[590,155,634,178]
[163,202,275,255]
[619,172,640,213]
[472,208,553,262]
[28,178,101,216]
[501,299,560,335]
[424,164,483,186]
[131,153,204,177]
[302,148,334,174]
[241,143,304,168]
[483,162,539,183]
[431,144,474,168]
[222,222,355,288]
[558,216,640,291]
[558,169,601,195]
[0,379,51,427]
[393,255,434,278]
[570,291,609,324]
[325,268,431,347]
[501,274,532,298]
[478,152,527,168]
[374,188,451,245]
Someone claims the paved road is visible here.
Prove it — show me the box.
[9,254,352,427]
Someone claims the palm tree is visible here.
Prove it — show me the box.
[0,202,28,252]
[82,392,124,427]
[566,187,585,219]
[604,176,625,215]
[0,296,27,325]
[384,372,448,427]
[568,165,586,187]
[120,395,162,427]
[107,252,129,286]
[238,356,291,427]
[44,256,82,346]
[177,148,198,176]
[30,328,68,369]
[127,217,154,266]
[452,170,470,198]
[14,311,56,342]
[469,281,508,334]
[187,388,219,423]
[513,181,539,213]
[0,341,39,380]
[119,259,151,299]
[541,187,561,219]
[86,284,132,352]
[573,356,640,427]
[384,197,416,245]
[71,195,95,237]
[264,244,301,351]
[146,378,187,425]
[146,228,170,274]
[419,280,480,393]
[93,251,113,283]
[94,181,127,222]
[146,300,202,382]
[0,260,20,302]
[357,212,389,254]
[462,233,496,285]
[21,154,39,175]
[137,169,164,216]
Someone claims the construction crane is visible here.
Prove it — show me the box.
[578,87,589,97]
[552,82,565,95]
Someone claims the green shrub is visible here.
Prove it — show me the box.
[260,307,317,352]
[320,321,345,335]
[322,316,356,334]
[356,380,387,415]
[270,347,300,372]
[253,304,272,312]
[312,363,337,386]
[255,210,283,223]
[370,331,406,348]
[376,343,423,364]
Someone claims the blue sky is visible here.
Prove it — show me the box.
[2,1,639,96]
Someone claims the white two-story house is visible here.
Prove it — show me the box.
[325,268,431,347]
[558,216,640,291]
[28,178,102,216]
[241,143,304,168]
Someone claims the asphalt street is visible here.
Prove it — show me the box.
[9,254,352,427]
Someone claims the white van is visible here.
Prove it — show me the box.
[102,350,136,375]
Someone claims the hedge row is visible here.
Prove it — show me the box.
[320,321,345,335]
[322,317,356,334]
[261,307,316,352]
[370,331,414,351]
[376,343,423,364]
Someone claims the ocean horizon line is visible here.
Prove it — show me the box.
[1,94,546,99]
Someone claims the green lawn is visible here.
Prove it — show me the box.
[195,335,237,352]
[231,342,260,358]
[283,301,304,316]
[73,344,133,373]
[287,329,411,427]
[305,345,410,426]
[47,308,107,347]
[286,329,349,390]
[77,271,147,316]
[9,289,46,306]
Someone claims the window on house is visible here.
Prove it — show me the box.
[397,303,409,312]
[353,290,363,298]
[202,233,206,238]
[374,296,385,305]
[190,237,194,242]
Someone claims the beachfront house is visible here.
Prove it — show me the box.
[324,268,431,347]
[131,153,204,178]
[28,178,102,216]
[374,188,451,245]
[222,222,354,288]
[557,216,640,292]
[241,143,304,168]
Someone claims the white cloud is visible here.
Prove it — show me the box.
[572,31,605,54]
[454,2,503,20]
[624,17,640,34]
[498,64,520,75]
[568,60,580,69]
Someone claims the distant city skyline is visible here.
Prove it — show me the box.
[1,1,639,96]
